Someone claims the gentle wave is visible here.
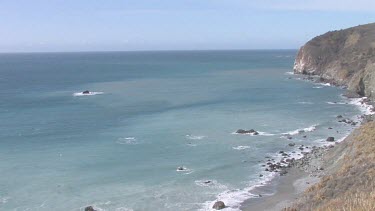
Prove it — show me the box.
[232,146,251,150]
[73,91,104,96]
[186,135,206,140]
[282,124,317,136]
[116,137,138,145]
[327,101,347,105]
[284,71,294,75]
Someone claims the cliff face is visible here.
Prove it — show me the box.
[294,23,375,99]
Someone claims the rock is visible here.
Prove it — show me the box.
[328,127,333,129]
[82,90,90,94]
[337,115,343,118]
[236,129,257,134]
[212,201,226,210]
[177,166,185,171]
[287,136,293,140]
[288,143,295,147]
[204,180,212,184]
[303,135,307,138]
[85,206,96,211]
[326,137,335,142]
[236,129,247,134]
[259,174,263,177]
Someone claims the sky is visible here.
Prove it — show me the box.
[1,0,375,52]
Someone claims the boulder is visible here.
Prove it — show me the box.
[212,201,226,210]
[85,206,96,211]
[326,137,335,142]
[82,90,90,94]
[288,143,295,147]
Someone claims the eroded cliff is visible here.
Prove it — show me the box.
[294,23,375,99]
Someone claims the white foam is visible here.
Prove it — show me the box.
[186,135,206,140]
[282,124,317,136]
[116,137,138,145]
[319,82,331,87]
[199,172,276,211]
[176,166,193,174]
[73,91,104,96]
[313,86,323,89]
[349,97,374,115]
[284,71,294,75]
[298,101,314,104]
[232,146,251,150]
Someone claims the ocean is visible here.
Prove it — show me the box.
[0,50,365,210]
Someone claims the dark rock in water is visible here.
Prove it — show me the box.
[212,201,226,210]
[236,129,258,135]
[337,115,343,118]
[326,137,335,142]
[259,174,263,177]
[328,127,333,129]
[177,166,185,171]
[280,169,288,176]
[82,90,90,94]
[85,206,96,211]
[204,180,212,184]
[288,143,295,147]
[236,129,247,134]
[303,135,307,138]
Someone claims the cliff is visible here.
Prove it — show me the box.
[294,23,375,99]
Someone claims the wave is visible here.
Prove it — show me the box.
[282,124,317,136]
[232,146,251,150]
[349,97,375,115]
[176,166,194,174]
[284,71,294,75]
[116,137,138,145]
[298,101,314,105]
[313,86,323,89]
[186,135,206,140]
[73,91,104,96]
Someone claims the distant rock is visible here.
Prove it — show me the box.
[85,206,96,211]
[212,201,226,210]
[236,129,258,135]
[326,137,335,142]
[288,143,296,147]
[82,90,90,94]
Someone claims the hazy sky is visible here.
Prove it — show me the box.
[1,0,375,52]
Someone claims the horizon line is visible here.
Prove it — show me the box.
[0,48,298,54]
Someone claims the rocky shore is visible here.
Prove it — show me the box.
[241,22,375,211]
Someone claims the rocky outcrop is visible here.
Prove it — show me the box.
[294,23,375,100]
[212,201,226,210]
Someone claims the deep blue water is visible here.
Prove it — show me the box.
[0,50,362,210]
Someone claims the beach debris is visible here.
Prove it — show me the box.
[326,137,335,142]
[212,201,226,210]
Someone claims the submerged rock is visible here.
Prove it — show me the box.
[212,201,226,210]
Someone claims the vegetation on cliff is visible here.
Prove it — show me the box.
[294,23,375,100]
[286,122,375,210]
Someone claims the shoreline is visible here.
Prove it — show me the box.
[239,78,375,211]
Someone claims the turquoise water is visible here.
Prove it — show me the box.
[0,51,362,210]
